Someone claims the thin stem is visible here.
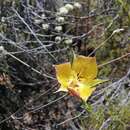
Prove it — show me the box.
[98,53,130,68]
[7,52,55,80]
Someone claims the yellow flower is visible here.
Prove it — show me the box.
[54,55,107,101]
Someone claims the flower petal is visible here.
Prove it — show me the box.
[54,62,73,91]
[72,55,97,80]
[77,78,108,101]
[78,85,96,101]
[68,78,107,101]
[84,79,108,87]
[68,83,96,101]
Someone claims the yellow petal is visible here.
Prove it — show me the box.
[68,83,96,101]
[54,62,73,91]
[72,55,97,80]
[68,78,107,101]
[84,79,108,87]
[78,86,96,101]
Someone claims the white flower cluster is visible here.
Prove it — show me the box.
[74,2,82,9]
[55,36,62,43]
[58,7,69,15]
[42,24,49,30]
[1,17,5,22]
[0,46,4,52]
[55,37,73,44]
[64,38,73,44]
[41,13,46,19]
[55,26,62,32]
[57,2,82,15]
[65,4,74,11]
[56,17,65,23]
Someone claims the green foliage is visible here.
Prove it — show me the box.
[81,100,130,130]
[116,0,130,24]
